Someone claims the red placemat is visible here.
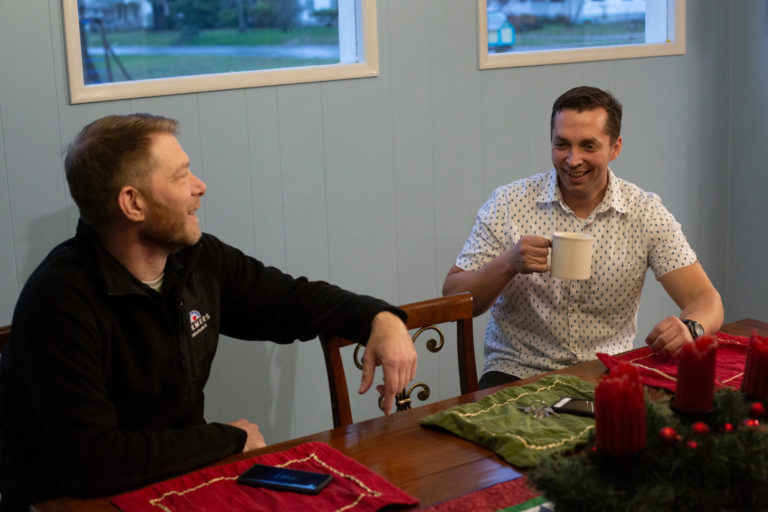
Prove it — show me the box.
[111,441,417,512]
[597,332,748,392]
[423,476,538,512]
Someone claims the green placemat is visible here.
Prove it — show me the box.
[421,374,595,467]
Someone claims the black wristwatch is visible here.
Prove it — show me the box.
[681,319,705,340]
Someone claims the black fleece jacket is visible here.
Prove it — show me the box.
[0,221,403,505]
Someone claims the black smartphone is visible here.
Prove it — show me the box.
[551,397,595,418]
[237,463,333,494]
[237,464,333,494]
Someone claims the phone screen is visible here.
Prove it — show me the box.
[552,397,595,417]
[237,463,333,494]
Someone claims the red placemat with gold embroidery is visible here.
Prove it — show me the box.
[422,476,541,512]
[111,442,417,512]
[597,332,748,392]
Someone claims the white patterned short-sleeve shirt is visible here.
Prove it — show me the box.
[456,169,697,379]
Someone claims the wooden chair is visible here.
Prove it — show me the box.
[0,325,9,352]
[320,292,478,428]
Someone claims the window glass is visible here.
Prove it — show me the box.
[63,0,378,103]
[479,0,685,69]
[77,0,342,84]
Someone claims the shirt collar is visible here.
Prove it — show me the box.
[75,219,193,296]
[537,168,628,215]
[537,169,560,204]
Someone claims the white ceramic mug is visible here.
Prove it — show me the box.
[550,232,594,280]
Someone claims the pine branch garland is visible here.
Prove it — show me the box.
[528,389,768,512]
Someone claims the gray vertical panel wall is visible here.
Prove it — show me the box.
[728,1,768,321]
[0,0,757,446]
[0,108,17,321]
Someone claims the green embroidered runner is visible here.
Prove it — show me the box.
[420,375,595,467]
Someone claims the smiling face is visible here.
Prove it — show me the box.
[551,107,622,216]
[138,133,207,252]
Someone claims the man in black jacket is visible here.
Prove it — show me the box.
[0,114,418,510]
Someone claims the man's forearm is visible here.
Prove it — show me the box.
[659,262,724,336]
[442,258,517,316]
[444,236,551,316]
[680,288,724,334]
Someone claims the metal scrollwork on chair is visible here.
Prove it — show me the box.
[368,325,445,414]
[320,292,477,428]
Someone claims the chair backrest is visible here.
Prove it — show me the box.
[320,292,477,428]
[0,325,10,354]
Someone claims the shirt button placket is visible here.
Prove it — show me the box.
[569,281,580,355]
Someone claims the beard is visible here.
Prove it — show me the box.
[139,193,201,253]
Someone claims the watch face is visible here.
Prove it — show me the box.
[685,320,704,339]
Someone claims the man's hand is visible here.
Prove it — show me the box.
[645,316,693,357]
[227,418,266,452]
[443,234,552,316]
[648,263,724,357]
[359,311,418,415]
[507,235,551,275]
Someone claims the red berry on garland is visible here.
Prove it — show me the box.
[750,402,766,419]
[659,426,679,444]
[686,440,698,450]
[691,422,710,436]
[743,418,760,429]
[722,422,735,433]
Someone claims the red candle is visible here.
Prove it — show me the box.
[741,331,768,400]
[595,362,646,454]
[673,335,718,414]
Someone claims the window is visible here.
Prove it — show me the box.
[478,0,685,69]
[62,0,378,104]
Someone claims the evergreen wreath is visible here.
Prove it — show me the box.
[527,389,768,512]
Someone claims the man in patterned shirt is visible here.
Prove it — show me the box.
[443,86,723,389]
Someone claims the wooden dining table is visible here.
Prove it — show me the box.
[32,318,768,512]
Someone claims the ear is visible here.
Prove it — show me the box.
[609,135,623,161]
[117,186,146,223]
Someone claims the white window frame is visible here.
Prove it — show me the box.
[61,0,379,104]
[478,0,685,70]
